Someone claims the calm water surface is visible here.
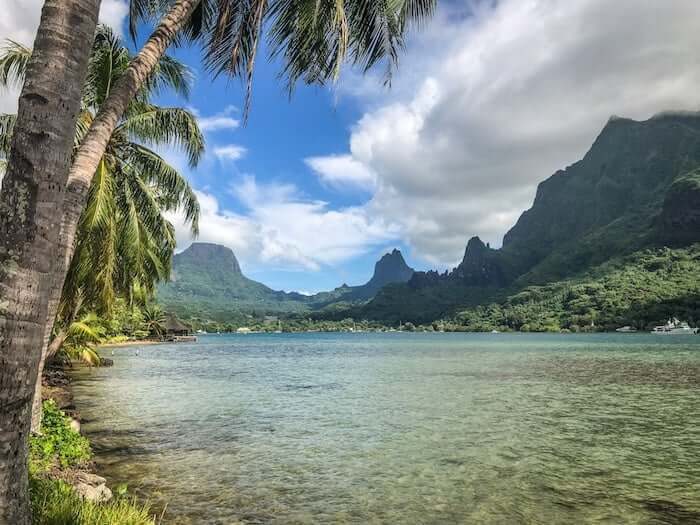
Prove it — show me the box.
[71,333,700,524]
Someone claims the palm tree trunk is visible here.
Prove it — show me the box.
[0,1,102,522]
[29,323,54,434]
[56,0,202,369]
[30,291,81,433]
[66,0,201,210]
[28,0,201,445]
[28,0,201,444]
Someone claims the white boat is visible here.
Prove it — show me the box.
[651,318,698,335]
[615,326,637,333]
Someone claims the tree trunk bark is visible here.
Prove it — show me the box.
[29,323,54,434]
[66,0,201,208]
[0,1,101,523]
[29,236,86,434]
[29,0,202,443]
[29,291,74,434]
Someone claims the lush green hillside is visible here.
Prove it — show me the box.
[161,113,700,328]
[449,245,700,332]
[157,244,414,321]
[157,243,309,321]
[351,112,700,323]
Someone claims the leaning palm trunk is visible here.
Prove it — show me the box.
[0,0,102,522]
[59,0,202,351]
[30,289,82,432]
[24,0,202,436]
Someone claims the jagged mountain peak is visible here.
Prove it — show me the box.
[367,249,414,290]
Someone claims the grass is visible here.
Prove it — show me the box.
[30,478,155,525]
[29,400,156,525]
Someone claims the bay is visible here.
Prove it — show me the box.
[71,333,700,524]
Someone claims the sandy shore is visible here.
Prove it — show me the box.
[99,339,164,348]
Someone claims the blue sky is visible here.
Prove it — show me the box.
[4,1,700,293]
[156,38,419,292]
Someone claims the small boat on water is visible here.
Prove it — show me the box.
[615,326,637,333]
[651,318,698,335]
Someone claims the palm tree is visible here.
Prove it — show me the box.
[142,304,167,338]
[0,27,203,432]
[0,1,436,520]
[0,1,101,519]
[59,312,107,367]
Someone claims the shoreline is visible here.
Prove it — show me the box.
[99,339,164,348]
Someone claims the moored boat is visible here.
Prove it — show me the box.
[651,318,698,334]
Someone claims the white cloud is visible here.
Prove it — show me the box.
[99,0,129,35]
[170,176,398,272]
[323,0,700,265]
[214,144,247,162]
[196,105,240,132]
[305,154,376,191]
[0,0,128,114]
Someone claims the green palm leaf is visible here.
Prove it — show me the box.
[118,105,204,166]
[0,40,31,87]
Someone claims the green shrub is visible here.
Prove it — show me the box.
[29,400,92,473]
[30,477,155,525]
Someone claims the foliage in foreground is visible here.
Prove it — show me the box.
[29,401,91,474]
[29,401,155,525]
[30,478,155,525]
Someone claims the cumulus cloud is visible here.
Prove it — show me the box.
[170,176,398,271]
[305,154,376,191]
[316,0,700,265]
[214,144,247,162]
[196,105,240,132]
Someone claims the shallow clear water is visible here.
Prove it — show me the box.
[71,333,700,524]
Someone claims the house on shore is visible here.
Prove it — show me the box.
[165,315,196,342]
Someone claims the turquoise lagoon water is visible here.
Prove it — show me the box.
[71,333,700,524]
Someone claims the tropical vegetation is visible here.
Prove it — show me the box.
[0,26,202,431]
[29,401,155,525]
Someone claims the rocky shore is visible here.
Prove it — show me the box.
[40,365,113,503]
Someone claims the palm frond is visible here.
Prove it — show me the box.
[147,54,194,99]
[118,105,204,166]
[129,0,436,111]
[125,143,199,234]
[0,40,31,87]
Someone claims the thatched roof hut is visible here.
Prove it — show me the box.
[165,315,190,336]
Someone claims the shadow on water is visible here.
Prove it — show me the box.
[638,499,700,524]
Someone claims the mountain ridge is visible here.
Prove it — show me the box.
[157,244,415,320]
[350,111,700,322]
[160,111,700,326]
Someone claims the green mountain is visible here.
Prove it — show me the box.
[157,243,414,320]
[452,245,700,333]
[311,249,415,308]
[352,112,700,324]
[157,243,308,320]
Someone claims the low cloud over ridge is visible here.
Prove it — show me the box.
[314,0,700,265]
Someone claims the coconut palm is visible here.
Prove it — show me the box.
[0,27,202,433]
[59,312,107,367]
[142,304,167,337]
[0,2,435,519]
[0,28,201,318]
